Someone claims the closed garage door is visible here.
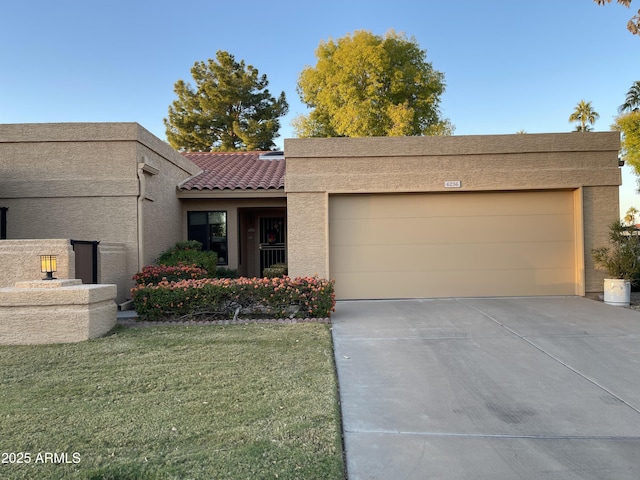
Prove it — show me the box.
[329,191,577,299]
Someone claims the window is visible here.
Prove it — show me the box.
[187,211,228,265]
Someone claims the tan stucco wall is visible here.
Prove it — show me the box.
[286,193,329,279]
[284,133,622,295]
[0,123,201,302]
[583,185,621,292]
[137,141,202,267]
[0,195,137,301]
[0,239,75,286]
[98,243,129,303]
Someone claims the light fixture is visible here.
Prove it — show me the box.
[40,255,57,280]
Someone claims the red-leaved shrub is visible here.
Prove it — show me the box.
[130,275,335,321]
[133,264,208,286]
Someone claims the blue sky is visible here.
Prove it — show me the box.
[1,0,638,216]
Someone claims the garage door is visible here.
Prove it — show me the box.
[329,191,577,299]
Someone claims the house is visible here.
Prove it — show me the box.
[0,123,621,303]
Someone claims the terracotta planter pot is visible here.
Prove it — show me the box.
[603,278,631,307]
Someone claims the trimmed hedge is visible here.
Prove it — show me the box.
[133,264,209,285]
[131,276,335,321]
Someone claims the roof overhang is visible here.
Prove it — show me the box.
[176,188,286,199]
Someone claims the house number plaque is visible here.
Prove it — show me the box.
[444,180,461,188]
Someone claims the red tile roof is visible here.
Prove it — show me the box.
[179,151,285,191]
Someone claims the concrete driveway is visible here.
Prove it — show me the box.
[331,297,640,480]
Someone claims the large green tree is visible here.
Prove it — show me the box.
[620,81,640,113]
[294,30,452,138]
[616,111,640,174]
[569,100,600,131]
[164,51,288,152]
[594,0,639,35]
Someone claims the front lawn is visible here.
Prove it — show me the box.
[0,323,345,479]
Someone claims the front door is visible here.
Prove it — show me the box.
[259,216,286,275]
[238,208,287,278]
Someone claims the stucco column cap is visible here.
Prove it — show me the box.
[15,279,82,289]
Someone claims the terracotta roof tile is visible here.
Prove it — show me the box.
[179,151,285,191]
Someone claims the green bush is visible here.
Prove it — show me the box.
[157,240,217,274]
[592,220,640,282]
[130,276,335,321]
[263,263,288,278]
[173,240,203,250]
[215,267,240,278]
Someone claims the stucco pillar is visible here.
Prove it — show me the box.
[583,185,620,293]
[287,192,329,279]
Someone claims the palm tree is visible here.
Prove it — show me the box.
[593,0,640,36]
[624,206,639,226]
[620,81,640,113]
[569,100,600,132]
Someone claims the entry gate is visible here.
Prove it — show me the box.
[258,217,286,275]
[71,240,99,284]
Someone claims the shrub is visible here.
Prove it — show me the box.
[173,240,203,251]
[133,264,208,285]
[215,267,240,278]
[263,263,288,278]
[592,220,640,282]
[131,276,335,321]
[157,240,217,274]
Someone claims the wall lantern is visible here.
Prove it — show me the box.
[40,255,57,280]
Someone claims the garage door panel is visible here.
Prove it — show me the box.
[329,191,577,299]
[335,269,577,299]
[330,214,574,246]
[330,191,574,220]
[331,241,575,273]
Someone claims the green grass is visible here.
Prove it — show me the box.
[0,323,345,479]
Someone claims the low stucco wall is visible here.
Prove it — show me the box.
[0,239,75,287]
[0,239,133,303]
[0,279,117,345]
